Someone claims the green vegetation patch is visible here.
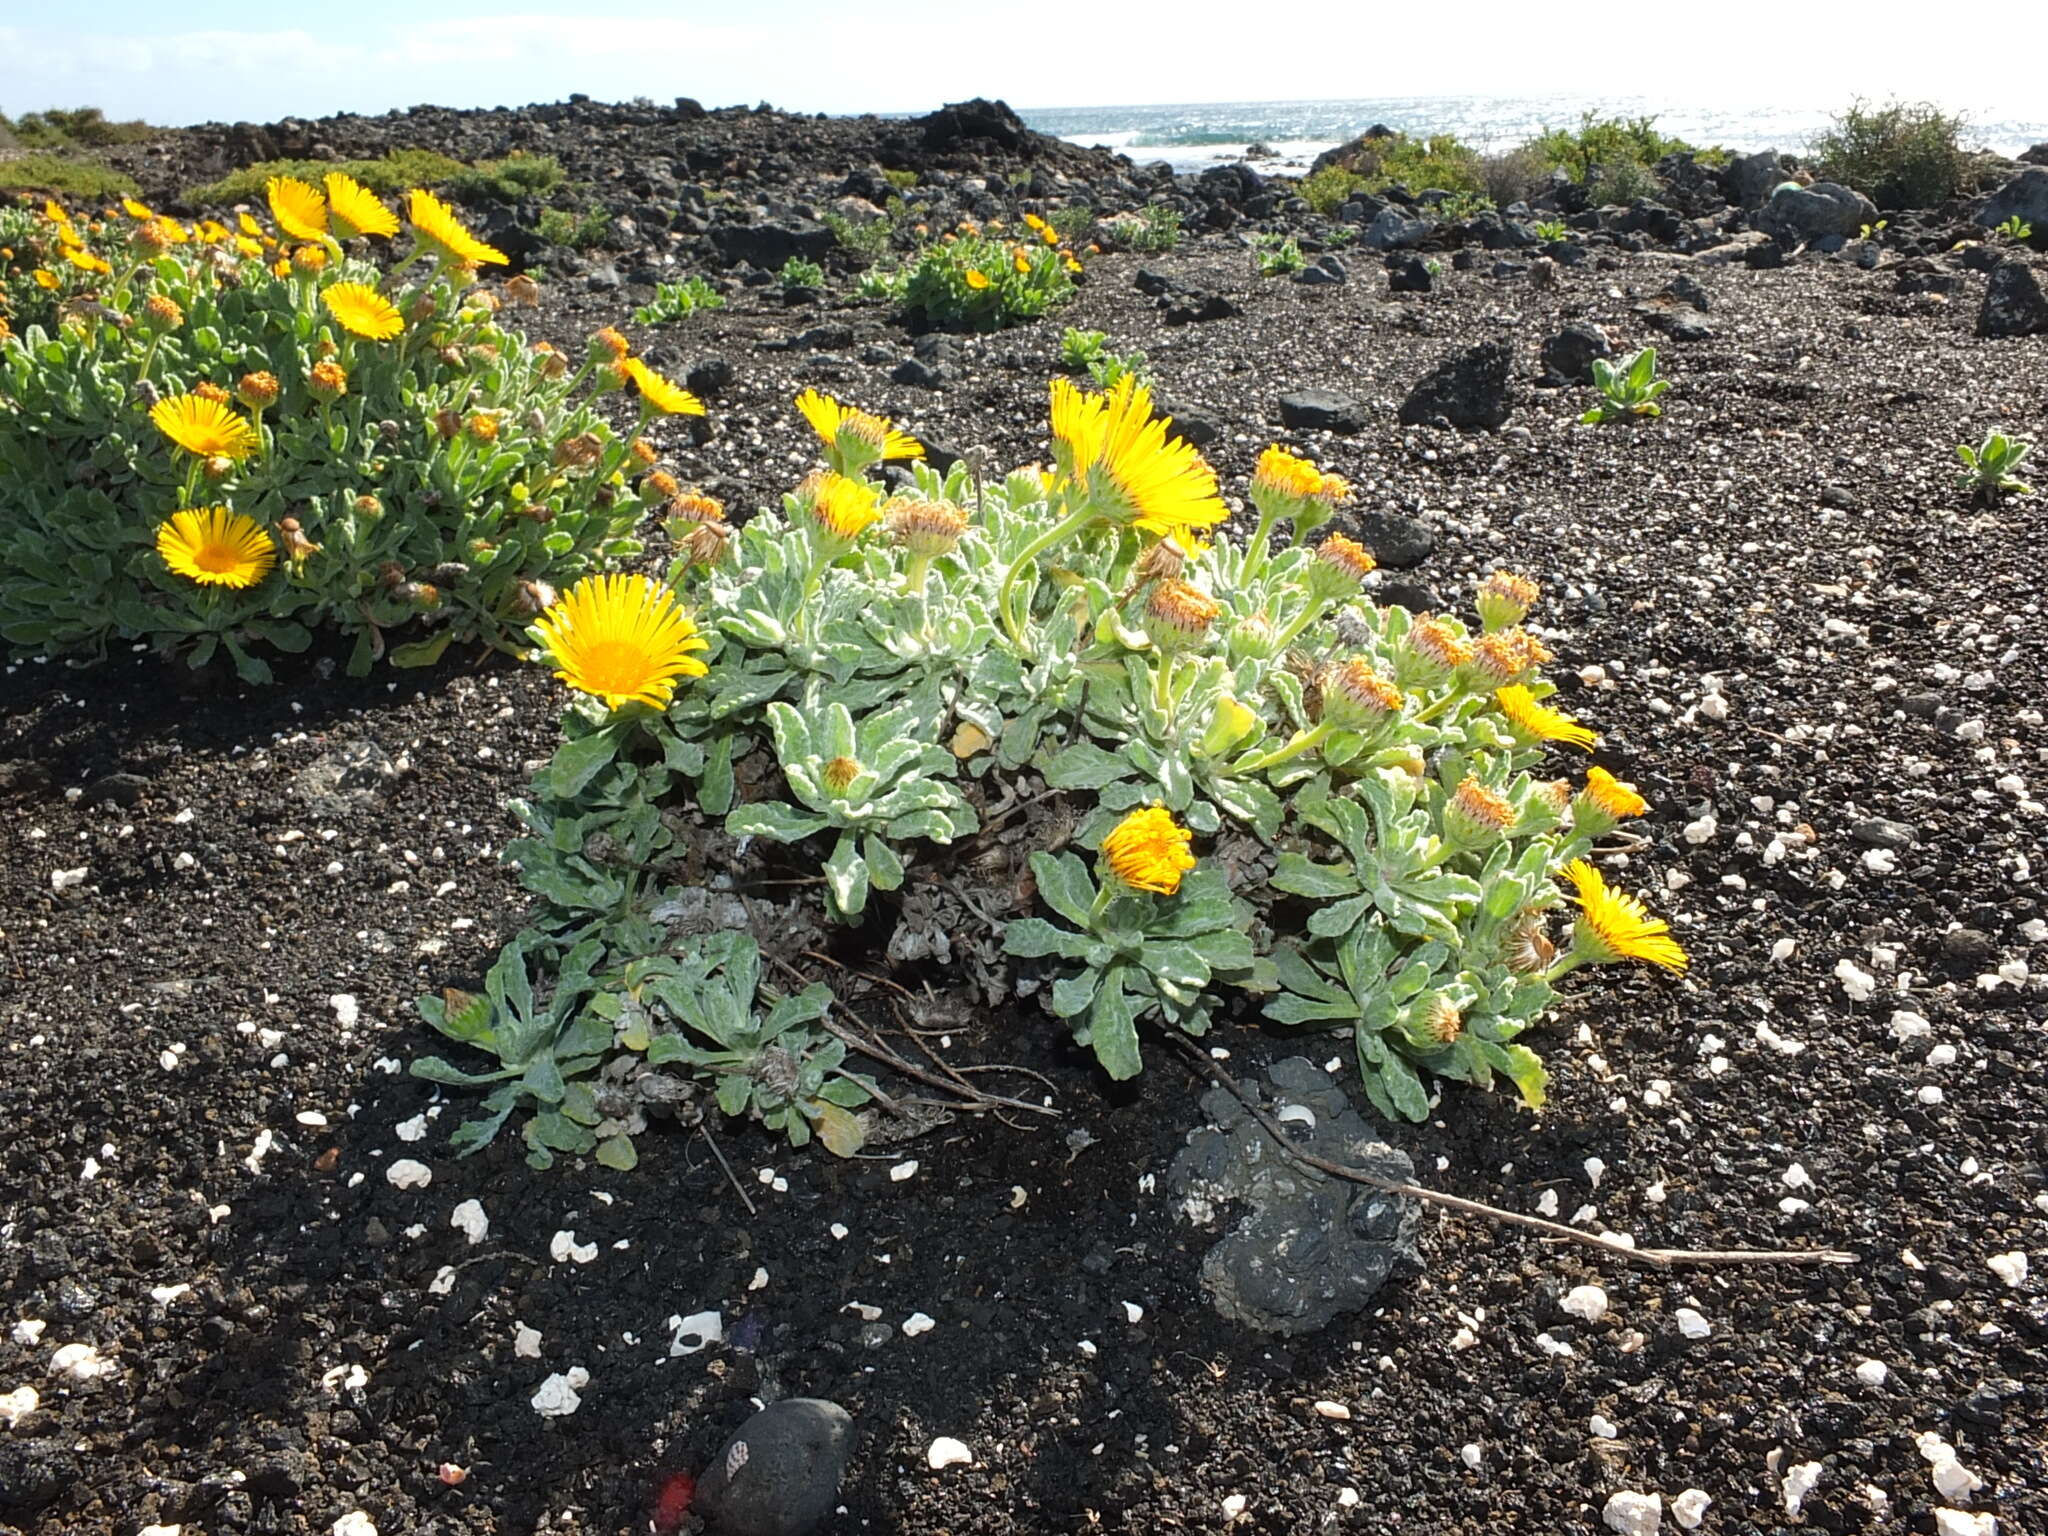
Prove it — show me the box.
[0,154,140,200]
[187,149,564,208]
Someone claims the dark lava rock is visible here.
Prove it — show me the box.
[83,772,149,808]
[1168,1057,1421,1336]
[2021,142,2048,166]
[1162,402,1222,449]
[1396,340,1513,430]
[1940,928,1997,966]
[891,357,945,389]
[1756,182,1878,244]
[916,97,1030,154]
[1133,267,1175,297]
[1977,167,2048,234]
[686,355,737,397]
[1293,254,1347,287]
[1386,253,1432,293]
[0,759,52,796]
[290,740,399,815]
[1374,580,1438,614]
[1162,290,1240,325]
[1635,302,1713,342]
[1663,272,1712,311]
[1345,508,1436,569]
[696,1397,855,1536]
[0,1440,83,1509]
[1362,207,1430,251]
[1726,149,1792,208]
[1541,322,1612,385]
[1277,389,1367,435]
[1745,241,1786,270]
[1977,261,2048,338]
[707,222,834,271]
[1850,817,1917,851]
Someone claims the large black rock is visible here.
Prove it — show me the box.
[1977,261,2048,338]
[1277,388,1367,434]
[916,97,1031,153]
[696,1398,855,1536]
[1397,340,1514,430]
[707,222,835,271]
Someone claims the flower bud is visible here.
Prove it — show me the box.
[437,345,465,369]
[202,455,234,482]
[1199,694,1260,757]
[1141,578,1220,653]
[307,360,347,402]
[1395,615,1472,687]
[509,578,558,618]
[353,494,383,519]
[142,293,184,330]
[278,516,322,564]
[291,244,328,275]
[1307,534,1377,600]
[236,371,280,409]
[408,294,438,324]
[821,755,862,795]
[674,520,731,566]
[505,274,541,307]
[1318,660,1403,733]
[432,409,462,440]
[1442,775,1517,848]
[131,378,161,410]
[553,432,603,470]
[589,326,630,363]
[465,412,501,444]
[531,340,567,378]
[1475,570,1540,632]
[192,379,231,405]
[629,437,658,468]
[886,496,970,558]
[644,470,681,500]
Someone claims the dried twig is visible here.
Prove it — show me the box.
[1168,1036,1857,1271]
[695,1122,756,1216]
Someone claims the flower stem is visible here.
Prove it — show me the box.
[1268,594,1331,656]
[1229,719,1333,777]
[996,504,1097,651]
[1241,501,1281,586]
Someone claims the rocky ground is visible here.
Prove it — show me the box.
[3,98,2047,1536]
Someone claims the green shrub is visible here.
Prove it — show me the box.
[5,106,154,149]
[1102,205,1181,253]
[415,385,1687,1162]
[0,155,140,200]
[779,255,826,291]
[1524,113,1716,183]
[536,205,611,250]
[1252,232,1306,276]
[1478,147,1550,207]
[1300,164,1365,215]
[0,188,677,679]
[186,150,564,209]
[881,168,920,191]
[1810,100,1973,209]
[1057,326,1149,389]
[1587,160,1661,207]
[1955,430,2033,503]
[1311,131,1486,199]
[633,275,725,325]
[821,209,890,259]
[902,233,1076,330]
[1580,348,1671,425]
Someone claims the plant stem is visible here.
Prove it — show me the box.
[996,504,1097,652]
[1268,594,1331,655]
[1229,719,1332,777]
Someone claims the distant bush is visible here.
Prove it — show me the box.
[822,209,890,259]
[1811,100,1973,210]
[187,149,564,208]
[1587,161,1661,207]
[1524,113,1716,184]
[0,154,140,199]
[633,275,725,325]
[1478,147,1550,207]
[881,168,919,190]
[537,205,610,250]
[1299,165,1364,215]
[903,229,1077,330]
[3,106,154,149]
[1102,204,1181,253]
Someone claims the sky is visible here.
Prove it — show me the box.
[0,1,2034,129]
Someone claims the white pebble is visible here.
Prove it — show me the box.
[332,1514,378,1536]
[1459,1442,1482,1468]
[1450,1327,1479,1350]
[1221,1493,1248,1518]
[529,1367,588,1417]
[1674,1308,1712,1339]
[1782,1162,1813,1190]
[749,1267,769,1291]
[428,1266,457,1296]
[0,1385,38,1429]
[926,1436,974,1470]
[49,1343,110,1380]
[1561,1284,1609,1324]
[1536,1189,1560,1217]
[1077,1339,1097,1358]
[49,867,88,894]
[384,1159,431,1191]
[1854,1359,1888,1388]
[1602,1489,1663,1536]
[329,993,359,1027]
[1834,959,1877,1002]
[1770,937,1796,962]
[1986,1251,2027,1287]
[902,1312,936,1338]
[450,1200,489,1245]
[1584,1157,1606,1191]
[1313,1400,1351,1420]
[1918,1085,1946,1105]
[1782,1460,1823,1515]
[149,1284,191,1306]
[1933,1511,1998,1536]
[1671,1488,1711,1529]
[1122,1301,1144,1324]
[829,1222,850,1240]
[668,1311,722,1356]
[1589,1414,1618,1439]
[889,1160,919,1182]
[1682,813,1717,845]
[513,1325,542,1358]
[548,1230,597,1265]
[1890,1010,1932,1040]
[12,1321,48,1347]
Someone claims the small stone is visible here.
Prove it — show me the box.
[1313,1400,1351,1420]
[450,1200,488,1245]
[901,1312,936,1338]
[530,1367,588,1417]
[1222,1493,1249,1518]
[889,1160,919,1182]
[1674,1308,1712,1339]
[1459,1442,1482,1468]
[331,1514,377,1536]
[1671,1489,1712,1529]
[1277,388,1367,435]
[1602,1489,1663,1536]
[1933,1510,1998,1536]
[549,1230,598,1264]
[926,1435,973,1470]
[1589,1414,1619,1439]
[1782,1460,1823,1516]
[514,1325,543,1358]
[329,993,360,1028]
[1986,1251,2027,1287]
[1854,1359,1889,1388]
[1562,1284,1609,1323]
[0,1385,38,1429]
[697,1399,856,1536]
[49,1343,109,1380]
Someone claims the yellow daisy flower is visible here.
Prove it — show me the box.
[321,282,404,341]
[149,394,260,460]
[155,508,276,588]
[266,176,329,242]
[1561,859,1688,974]
[802,471,884,547]
[794,388,922,469]
[121,196,154,220]
[1099,806,1196,896]
[1495,684,1596,750]
[1063,375,1227,539]
[61,246,112,275]
[406,188,508,266]
[531,572,709,710]
[623,357,705,416]
[324,172,399,239]
[965,268,990,290]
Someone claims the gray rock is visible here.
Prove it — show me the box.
[1976,167,2048,233]
[696,1398,854,1536]
[1540,322,1612,385]
[1850,817,1916,851]
[1362,206,1430,251]
[1977,261,2048,339]
[291,739,399,816]
[1169,1057,1421,1335]
[1292,263,1345,286]
[1346,509,1436,569]
[83,772,149,808]
[707,222,835,271]
[891,357,945,389]
[1161,402,1222,448]
[1755,182,1878,244]
[2021,143,2048,167]
[1941,928,1997,966]
[1386,253,1433,293]
[1162,290,1239,324]
[1663,273,1712,311]
[1277,389,1367,434]
[1726,149,1792,209]
[1396,339,1513,430]
[686,355,736,396]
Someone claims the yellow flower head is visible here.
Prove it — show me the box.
[150,394,260,461]
[1444,776,1517,845]
[531,572,709,710]
[965,268,991,290]
[1572,766,1649,840]
[236,211,266,239]
[61,246,112,276]
[1308,533,1378,598]
[1476,570,1540,632]
[121,196,154,220]
[1250,445,1351,515]
[1495,684,1596,750]
[155,508,276,588]
[1320,659,1404,731]
[1013,248,1031,273]
[266,176,329,242]
[33,269,59,290]
[794,388,922,471]
[407,188,508,266]
[1100,806,1197,896]
[321,282,404,341]
[324,172,399,239]
[1562,859,1688,974]
[1054,375,1227,539]
[800,471,883,548]
[623,357,705,416]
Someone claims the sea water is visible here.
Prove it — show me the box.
[1019,95,2048,175]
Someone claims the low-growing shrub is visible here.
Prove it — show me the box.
[1524,113,1713,184]
[1252,232,1307,276]
[416,380,1685,1164]
[881,168,920,191]
[0,154,140,200]
[536,205,611,250]
[1315,131,1486,199]
[1057,326,1150,389]
[633,275,725,325]
[1810,100,1973,210]
[4,106,154,149]
[779,255,826,292]
[186,149,565,209]
[1580,348,1670,424]
[1102,205,1181,253]
[903,219,1079,330]
[821,210,890,259]
[0,182,691,678]
[1478,146,1550,207]
[1299,165,1364,215]
[1956,430,2033,503]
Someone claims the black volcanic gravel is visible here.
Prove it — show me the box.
[3,101,2047,1536]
